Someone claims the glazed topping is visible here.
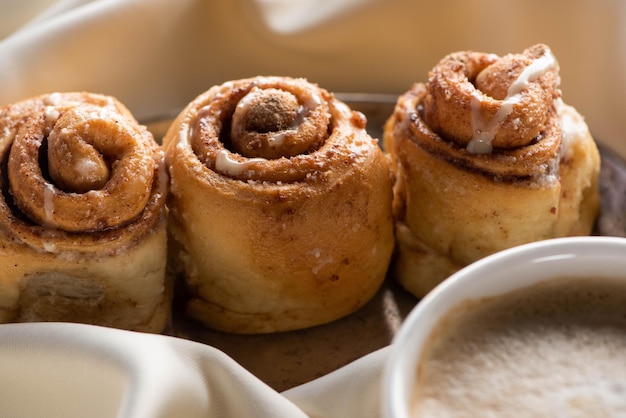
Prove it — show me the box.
[0,92,168,256]
[237,88,300,136]
[47,113,111,193]
[43,182,56,223]
[468,49,558,154]
[185,77,373,184]
[7,100,155,232]
[214,149,266,176]
[423,44,560,154]
[229,85,328,159]
[478,50,557,98]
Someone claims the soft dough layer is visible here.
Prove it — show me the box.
[384,45,601,298]
[163,76,394,334]
[0,92,170,333]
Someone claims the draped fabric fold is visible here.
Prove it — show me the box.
[1,0,624,160]
[0,322,311,418]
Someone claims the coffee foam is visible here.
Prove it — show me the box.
[411,277,626,416]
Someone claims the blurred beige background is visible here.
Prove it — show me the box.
[0,0,624,156]
[0,0,56,39]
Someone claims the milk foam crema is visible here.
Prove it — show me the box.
[411,276,626,417]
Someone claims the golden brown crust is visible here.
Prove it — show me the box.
[0,92,170,332]
[8,100,155,233]
[229,86,329,159]
[0,93,167,254]
[385,45,600,298]
[424,44,561,150]
[163,76,394,334]
[390,82,561,182]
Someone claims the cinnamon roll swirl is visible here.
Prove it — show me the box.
[0,92,170,332]
[384,44,600,298]
[163,76,394,334]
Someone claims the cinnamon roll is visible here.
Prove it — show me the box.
[0,92,170,332]
[384,44,600,298]
[163,76,394,334]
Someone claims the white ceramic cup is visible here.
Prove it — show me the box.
[381,236,626,418]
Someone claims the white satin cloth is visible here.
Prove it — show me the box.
[0,322,387,417]
[0,0,624,156]
[0,1,624,417]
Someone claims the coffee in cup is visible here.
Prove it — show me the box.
[411,275,626,416]
[382,237,626,418]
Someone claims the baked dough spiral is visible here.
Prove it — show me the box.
[163,76,394,334]
[0,92,170,332]
[384,44,600,298]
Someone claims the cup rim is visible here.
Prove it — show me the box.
[381,235,626,418]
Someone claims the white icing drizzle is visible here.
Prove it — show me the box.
[44,107,60,126]
[292,92,321,126]
[468,50,557,154]
[235,87,261,114]
[236,85,322,145]
[2,126,10,138]
[215,150,266,176]
[44,92,62,106]
[42,240,57,253]
[301,90,322,110]
[43,182,56,222]
[269,130,288,146]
